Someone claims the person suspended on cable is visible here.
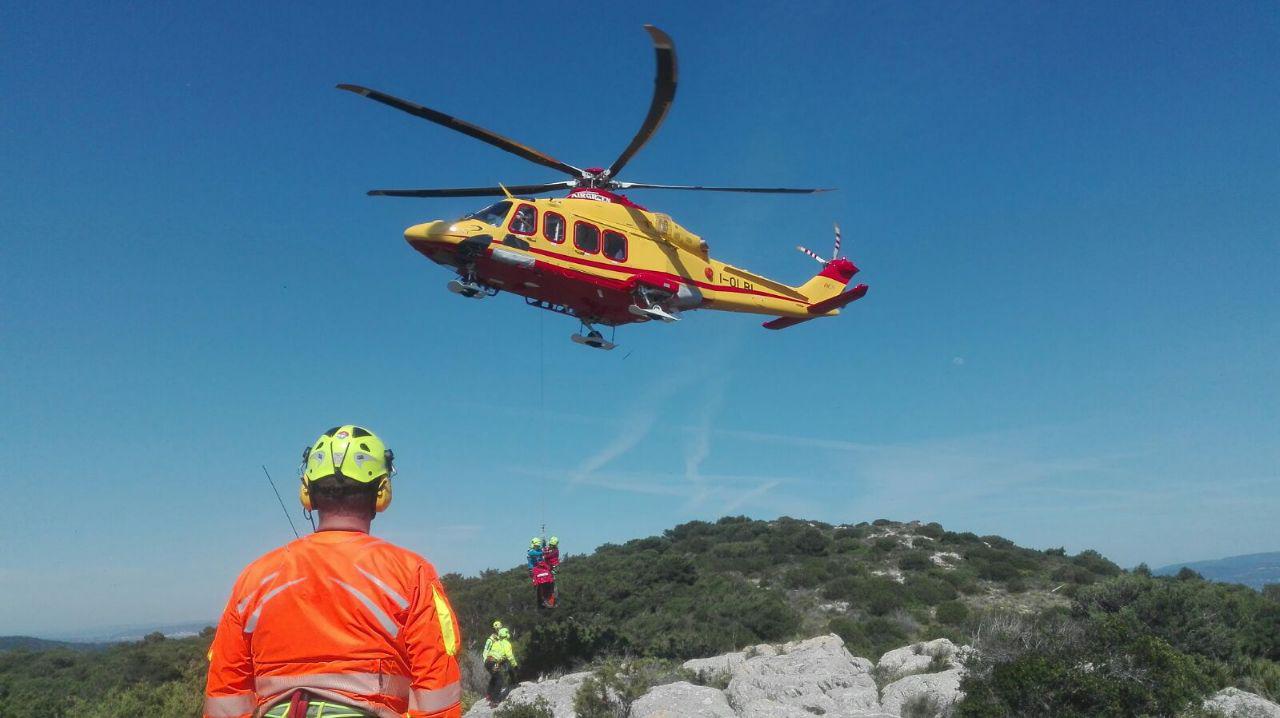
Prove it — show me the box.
[543,536,560,575]
[204,425,463,718]
[531,559,556,609]
[526,537,544,577]
[482,627,518,707]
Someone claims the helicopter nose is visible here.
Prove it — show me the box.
[404,220,449,243]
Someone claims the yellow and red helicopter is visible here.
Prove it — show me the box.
[340,25,867,350]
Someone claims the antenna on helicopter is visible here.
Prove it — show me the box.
[797,223,844,265]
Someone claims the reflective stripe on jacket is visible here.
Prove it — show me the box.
[204,530,462,718]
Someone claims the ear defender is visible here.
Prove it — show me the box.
[374,476,392,513]
[299,480,313,512]
[298,445,314,512]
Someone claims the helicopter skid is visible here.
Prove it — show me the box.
[447,279,487,298]
[571,333,616,350]
[628,304,680,323]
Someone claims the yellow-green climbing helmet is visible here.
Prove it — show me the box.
[303,425,394,485]
[548,536,559,547]
[531,537,543,548]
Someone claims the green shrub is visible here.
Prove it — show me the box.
[905,575,958,606]
[936,600,969,626]
[784,527,826,555]
[873,538,898,554]
[899,551,932,571]
[830,616,909,660]
[1072,549,1121,577]
[495,696,555,718]
[974,559,1018,582]
[917,522,945,540]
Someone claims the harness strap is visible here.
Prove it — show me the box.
[286,690,309,718]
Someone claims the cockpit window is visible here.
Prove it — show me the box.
[464,201,512,227]
[509,204,537,235]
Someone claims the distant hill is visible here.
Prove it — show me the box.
[442,516,1123,675]
[0,635,107,651]
[1156,551,1280,589]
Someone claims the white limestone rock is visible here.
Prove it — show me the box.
[877,638,961,682]
[1203,687,1280,718]
[683,643,779,680]
[463,670,593,718]
[880,668,964,716]
[630,681,736,718]
[726,633,882,718]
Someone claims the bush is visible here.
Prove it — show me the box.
[1072,549,1121,577]
[496,696,555,718]
[956,614,1214,717]
[899,551,932,571]
[904,575,958,606]
[783,560,833,589]
[792,527,832,556]
[917,522,945,540]
[873,538,898,554]
[936,601,969,626]
[830,616,909,660]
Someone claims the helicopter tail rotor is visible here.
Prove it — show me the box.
[796,223,845,266]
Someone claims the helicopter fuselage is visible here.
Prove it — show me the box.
[405,191,825,327]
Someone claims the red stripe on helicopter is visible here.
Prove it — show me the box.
[523,246,809,305]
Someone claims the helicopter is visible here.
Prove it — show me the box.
[339,25,867,350]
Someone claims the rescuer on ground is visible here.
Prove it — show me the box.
[482,619,503,657]
[204,425,462,718]
[482,627,519,707]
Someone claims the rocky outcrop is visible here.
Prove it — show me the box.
[683,643,779,680]
[876,638,961,682]
[631,681,736,718]
[463,670,593,718]
[1203,688,1280,718]
[469,634,974,718]
[725,634,884,718]
[879,669,964,716]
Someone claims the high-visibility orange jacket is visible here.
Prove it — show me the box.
[204,530,462,718]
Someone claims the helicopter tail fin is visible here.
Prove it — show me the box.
[795,257,859,305]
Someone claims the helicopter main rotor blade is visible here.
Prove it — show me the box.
[368,181,576,198]
[613,182,834,194]
[338,84,585,179]
[605,25,678,181]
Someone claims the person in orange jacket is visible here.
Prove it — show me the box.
[204,425,462,718]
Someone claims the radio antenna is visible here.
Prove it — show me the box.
[262,465,300,539]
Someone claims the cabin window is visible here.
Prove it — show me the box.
[509,204,537,236]
[543,212,566,243]
[574,221,600,254]
[603,230,628,262]
[465,201,511,228]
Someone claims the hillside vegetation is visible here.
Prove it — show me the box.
[444,517,1126,674]
[2,517,1276,717]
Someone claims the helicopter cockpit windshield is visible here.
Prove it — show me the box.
[463,201,512,228]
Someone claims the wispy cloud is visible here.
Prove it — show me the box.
[682,378,727,510]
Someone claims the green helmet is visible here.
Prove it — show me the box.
[531,537,543,548]
[548,536,559,547]
[492,620,503,631]
[498,627,510,639]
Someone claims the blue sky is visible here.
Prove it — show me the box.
[1,1,1277,637]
